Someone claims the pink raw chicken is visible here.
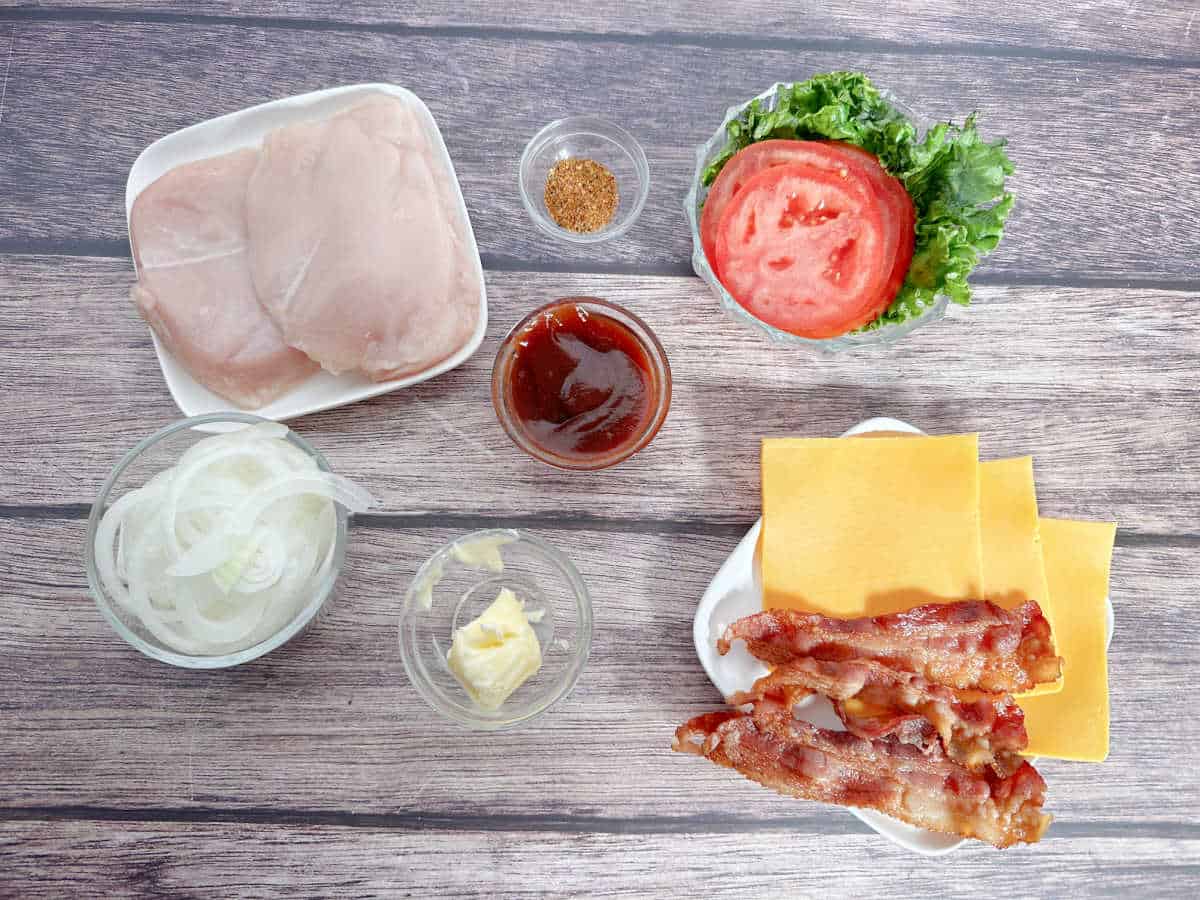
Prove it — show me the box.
[245,94,481,381]
[129,148,319,409]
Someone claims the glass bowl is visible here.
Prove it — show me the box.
[684,82,950,353]
[491,297,672,471]
[519,116,650,244]
[84,412,348,669]
[399,529,592,730]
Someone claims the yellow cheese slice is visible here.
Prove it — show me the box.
[761,435,982,617]
[979,457,1062,696]
[1019,518,1116,762]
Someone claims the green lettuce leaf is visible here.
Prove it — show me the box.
[701,72,1014,329]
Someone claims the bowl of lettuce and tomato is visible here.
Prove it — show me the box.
[684,72,1015,350]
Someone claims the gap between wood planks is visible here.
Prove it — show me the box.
[1,504,1196,549]
[0,6,1198,69]
[2,804,1197,842]
[1,240,1199,295]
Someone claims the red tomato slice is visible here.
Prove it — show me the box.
[701,141,882,275]
[831,141,915,303]
[701,140,914,311]
[876,174,916,309]
[714,163,893,338]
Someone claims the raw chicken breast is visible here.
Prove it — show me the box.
[129,148,319,409]
[244,95,482,381]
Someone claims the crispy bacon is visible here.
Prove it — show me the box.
[673,701,1051,848]
[718,600,1061,694]
[729,658,1028,776]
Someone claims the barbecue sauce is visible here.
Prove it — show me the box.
[507,303,654,460]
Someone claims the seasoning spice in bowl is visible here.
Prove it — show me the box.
[544,158,618,233]
[518,116,649,244]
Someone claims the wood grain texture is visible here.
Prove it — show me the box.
[2,517,1195,828]
[4,821,1200,899]
[1,22,1199,281]
[1,256,1195,532]
[2,5,1198,891]
[10,1,1200,62]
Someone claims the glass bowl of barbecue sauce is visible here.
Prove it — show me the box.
[492,298,671,470]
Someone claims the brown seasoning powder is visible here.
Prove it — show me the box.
[544,158,619,233]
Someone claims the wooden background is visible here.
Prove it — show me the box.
[1,2,1198,896]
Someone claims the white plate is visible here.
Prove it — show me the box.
[693,416,1115,855]
[125,83,488,421]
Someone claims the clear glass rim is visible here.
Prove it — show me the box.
[518,115,651,245]
[398,528,593,730]
[684,81,951,351]
[491,297,672,471]
[84,412,348,669]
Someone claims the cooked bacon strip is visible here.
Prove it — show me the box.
[673,701,1051,848]
[729,658,1027,776]
[718,601,1061,693]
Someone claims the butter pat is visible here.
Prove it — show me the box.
[447,588,542,711]
[450,531,517,573]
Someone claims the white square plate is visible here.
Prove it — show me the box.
[125,83,488,421]
[692,416,1114,855]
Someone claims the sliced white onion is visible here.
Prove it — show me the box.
[92,427,373,656]
[166,473,371,578]
[94,484,162,611]
[164,443,292,557]
[173,576,271,646]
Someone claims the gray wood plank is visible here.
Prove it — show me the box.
[3,820,1199,898]
[10,1,1200,62]
[1,256,1195,532]
[1,22,1199,281]
[1,517,1194,828]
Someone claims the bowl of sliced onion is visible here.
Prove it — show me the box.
[86,413,375,668]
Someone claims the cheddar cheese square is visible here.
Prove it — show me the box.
[979,457,1062,696]
[761,434,982,618]
[1019,518,1116,762]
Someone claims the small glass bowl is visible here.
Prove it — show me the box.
[519,116,650,244]
[491,297,672,471]
[84,412,348,669]
[684,82,950,353]
[399,529,592,730]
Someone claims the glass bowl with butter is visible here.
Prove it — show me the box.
[399,529,592,729]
